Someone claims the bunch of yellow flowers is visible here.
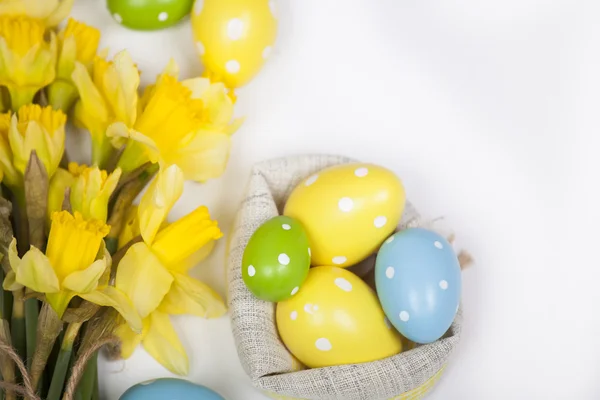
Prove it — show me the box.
[0,2,242,400]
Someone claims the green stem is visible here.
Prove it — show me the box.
[10,289,25,363]
[25,296,39,369]
[47,322,82,400]
[75,352,97,400]
[91,374,99,400]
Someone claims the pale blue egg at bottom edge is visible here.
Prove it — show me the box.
[120,378,226,400]
[375,228,462,344]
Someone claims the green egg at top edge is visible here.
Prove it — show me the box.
[107,0,194,31]
[242,216,311,302]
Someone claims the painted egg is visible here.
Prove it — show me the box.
[191,0,278,88]
[107,0,194,30]
[276,266,403,368]
[120,378,225,400]
[242,216,310,302]
[375,228,462,344]
[283,163,405,268]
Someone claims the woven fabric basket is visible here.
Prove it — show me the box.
[226,155,462,400]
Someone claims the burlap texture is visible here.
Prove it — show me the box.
[226,155,462,400]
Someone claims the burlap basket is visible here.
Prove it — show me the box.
[226,155,463,400]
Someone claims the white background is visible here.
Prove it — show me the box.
[70,0,600,399]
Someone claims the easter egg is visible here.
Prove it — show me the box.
[120,378,225,400]
[191,0,278,88]
[283,163,405,268]
[276,266,403,368]
[108,0,194,30]
[375,228,461,344]
[242,216,310,302]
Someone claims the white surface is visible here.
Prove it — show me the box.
[70,0,598,399]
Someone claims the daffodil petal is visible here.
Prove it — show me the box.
[46,0,75,27]
[180,77,210,99]
[47,168,76,224]
[71,61,109,125]
[114,319,149,359]
[142,311,189,376]
[79,286,142,333]
[115,242,173,319]
[61,259,106,294]
[172,131,230,183]
[2,270,23,291]
[159,273,226,319]
[8,238,19,273]
[138,164,183,243]
[15,246,60,293]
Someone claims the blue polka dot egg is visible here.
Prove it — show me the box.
[375,228,461,344]
[120,378,225,400]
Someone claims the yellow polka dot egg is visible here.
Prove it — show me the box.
[191,0,278,88]
[283,163,405,268]
[276,266,403,368]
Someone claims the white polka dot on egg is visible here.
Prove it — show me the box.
[399,311,410,322]
[354,167,368,177]
[313,305,319,311]
[434,241,443,249]
[338,197,354,212]
[315,338,332,351]
[304,304,313,314]
[334,277,352,292]
[332,256,347,265]
[290,311,298,320]
[385,266,395,279]
[262,46,272,59]
[282,224,291,230]
[225,60,240,74]
[113,13,123,23]
[278,253,290,265]
[439,280,448,290]
[291,286,299,295]
[247,265,255,277]
[158,12,168,21]
[227,18,244,40]
[374,216,387,228]
[305,174,318,186]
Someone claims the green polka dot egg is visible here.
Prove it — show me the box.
[107,0,194,30]
[242,216,310,302]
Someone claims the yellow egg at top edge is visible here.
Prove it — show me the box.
[191,0,278,88]
[283,163,406,268]
[276,266,403,368]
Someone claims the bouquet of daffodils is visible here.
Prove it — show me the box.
[0,1,242,399]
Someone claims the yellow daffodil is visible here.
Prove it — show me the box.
[71,50,139,167]
[48,162,122,223]
[2,211,141,332]
[48,18,101,112]
[109,60,242,183]
[0,111,18,187]
[112,165,226,374]
[0,0,74,27]
[0,16,57,110]
[6,104,65,183]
